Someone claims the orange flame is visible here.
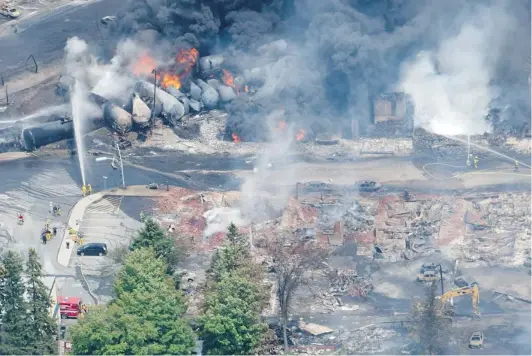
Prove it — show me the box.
[177,48,199,67]
[160,73,181,90]
[232,133,241,143]
[132,53,157,76]
[295,129,306,141]
[222,69,235,89]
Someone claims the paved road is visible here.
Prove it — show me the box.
[0,0,124,79]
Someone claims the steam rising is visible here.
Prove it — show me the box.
[400,3,515,136]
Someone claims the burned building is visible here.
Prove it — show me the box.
[370,92,414,136]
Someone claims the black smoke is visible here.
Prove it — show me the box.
[113,0,531,139]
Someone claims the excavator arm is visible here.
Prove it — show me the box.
[437,284,480,316]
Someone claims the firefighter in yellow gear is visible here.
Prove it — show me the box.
[87,184,92,195]
[45,219,51,230]
[473,155,479,169]
[45,231,51,242]
[81,185,87,196]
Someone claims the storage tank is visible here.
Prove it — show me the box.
[22,120,74,151]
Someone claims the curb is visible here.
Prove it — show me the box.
[77,258,100,305]
[57,192,105,267]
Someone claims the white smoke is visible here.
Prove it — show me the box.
[399,4,514,136]
[203,207,247,237]
[238,109,299,221]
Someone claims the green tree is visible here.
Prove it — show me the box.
[408,282,450,354]
[0,251,28,355]
[199,272,267,355]
[208,223,250,282]
[71,248,196,355]
[24,248,57,354]
[131,218,180,273]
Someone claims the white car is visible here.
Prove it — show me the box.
[100,16,116,25]
[0,6,21,19]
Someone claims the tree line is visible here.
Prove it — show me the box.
[0,249,58,355]
[70,219,270,355]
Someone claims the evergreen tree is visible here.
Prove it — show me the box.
[199,272,267,355]
[408,282,450,354]
[0,251,28,355]
[71,248,196,355]
[25,248,57,354]
[131,218,179,273]
[208,222,250,282]
[199,223,268,354]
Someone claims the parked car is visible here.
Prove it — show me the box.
[0,6,21,19]
[469,331,484,349]
[356,180,382,192]
[77,243,108,256]
[100,16,116,25]
[146,183,159,189]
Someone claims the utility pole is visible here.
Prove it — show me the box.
[151,69,157,134]
[437,264,445,296]
[103,176,107,190]
[115,142,125,188]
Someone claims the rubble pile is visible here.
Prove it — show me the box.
[153,188,243,251]
[412,128,488,157]
[461,192,531,266]
[376,196,448,262]
[339,326,396,354]
[329,268,374,299]
[343,201,376,233]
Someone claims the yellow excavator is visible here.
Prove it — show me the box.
[436,283,480,317]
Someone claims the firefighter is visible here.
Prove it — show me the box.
[53,227,57,236]
[514,160,519,172]
[473,155,479,169]
[81,185,87,196]
[42,233,47,245]
[46,230,52,242]
[45,218,51,230]
[18,213,24,225]
[79,236,84,245]
[87,184,92,195]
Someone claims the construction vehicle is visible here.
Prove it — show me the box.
[416,263,443,282]
[436,283,480,317]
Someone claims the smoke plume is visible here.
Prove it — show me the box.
[108,0,529,138]
[399,2,526,136]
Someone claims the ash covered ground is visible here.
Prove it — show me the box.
[0,0,531,354]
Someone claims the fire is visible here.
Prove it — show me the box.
[132,53,157,76]
[160,73,181,90]
[177,48,199,67]
[222,69,235,88]
[295,129,306,141]
[131,48,199,90]
[232,133,241,143]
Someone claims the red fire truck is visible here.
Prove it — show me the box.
[59,296,83,319]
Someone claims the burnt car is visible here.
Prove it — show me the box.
[454,275,478,288]
[146,183,159,189]
[356,180,382,192]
